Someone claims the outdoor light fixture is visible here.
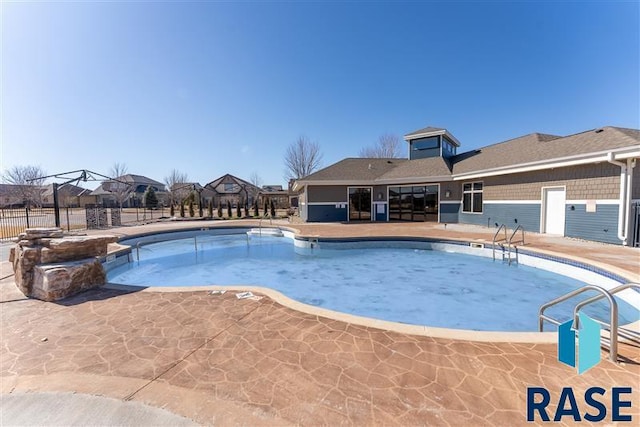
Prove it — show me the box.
[378,192,383,200]
[445,190,451,198]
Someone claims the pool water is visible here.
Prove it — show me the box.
[108,234,639,332]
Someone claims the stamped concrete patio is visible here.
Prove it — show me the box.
[1,221,638,426]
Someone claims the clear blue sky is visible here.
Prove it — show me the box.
[2,1,639,189]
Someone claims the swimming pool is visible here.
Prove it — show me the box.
[107,231,639,332]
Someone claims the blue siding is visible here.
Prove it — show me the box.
[565,204,620,245]
[440,203,460,223]
[374,204,387,221]
[308,204,347,222]
[459,203,541,231]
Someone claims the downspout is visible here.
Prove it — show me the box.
[607,152,628,245]
[625,158,636,244]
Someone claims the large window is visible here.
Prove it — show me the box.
[389,185,438,222]
[462,182,483,213]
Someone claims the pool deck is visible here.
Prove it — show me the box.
[1,220,639,426]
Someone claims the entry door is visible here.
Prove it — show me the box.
[543,187,566,235]
[349,188,372,221]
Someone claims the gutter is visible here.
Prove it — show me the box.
[607,153,636,245]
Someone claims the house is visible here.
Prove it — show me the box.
[41,183,96,208]
[91,174,167,208]
[204,174,260,208]
[293,126,640,246]
[0,184,43,208]
[168,182,216,206]
[258,185,290,209]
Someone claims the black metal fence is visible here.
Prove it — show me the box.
[632,201,640,248]
[0,207,166,241]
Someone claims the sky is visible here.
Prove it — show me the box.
[2,1,639,189]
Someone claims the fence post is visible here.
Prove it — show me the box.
[66,207,71,231]
[53,183,61,228]
[25,207,30,229]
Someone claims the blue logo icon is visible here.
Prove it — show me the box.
[558,313,601,374]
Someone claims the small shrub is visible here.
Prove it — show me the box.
[236,201,242,218]
[189,200,195,217]
[244,203,249,217]
[179,203,185,218]
[270,200,276,217]
[170,204,175,217]
[264,201,268,216]
[227,200,232,218]
[253,200,259,217]
[217,201,223,218]
[208,199,213,218]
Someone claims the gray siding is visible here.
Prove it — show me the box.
[440,203,460,223]
[308,204,347,222]
[565,204,620,245]
[308,186,348,203]
[459,203,541,231]
[373,185,388,202]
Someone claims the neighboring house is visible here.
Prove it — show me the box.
[41,183,96,208]
[0,184,29,208]
[204,174,260,207]
[0,184,45,208]
[169,182,216,206]
[259,185,290,209]
[91,174,167,208]
[293,126,640,246]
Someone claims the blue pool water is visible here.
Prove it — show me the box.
[108,234,639,332]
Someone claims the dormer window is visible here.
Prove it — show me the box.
[404,126,461,160]
[412,136,440,151]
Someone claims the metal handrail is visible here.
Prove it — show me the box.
[492,224,507,261]
[538,285,619,363]
[506,225,525,265]
[257,214,273,237]
[573,283,639,323]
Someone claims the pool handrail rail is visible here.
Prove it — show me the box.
[506,225,525,265]
[492,224,508,261]
[538,284,618,363]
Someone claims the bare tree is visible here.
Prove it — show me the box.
[164,169,189,206]
[249,172,262,189]
[284,136,323,180]
[1,165,47,207]
[359,133,403,158]
[105,162,131,208]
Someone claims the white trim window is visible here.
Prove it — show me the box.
[462,182,483,213]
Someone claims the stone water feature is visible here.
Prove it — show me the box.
[9,228,118,301]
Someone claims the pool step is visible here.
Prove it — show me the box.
[247,228,284,237]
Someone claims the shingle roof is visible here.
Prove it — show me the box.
[91,174,165,195]
[452,126,639,175]
[377,157,452,181]
[301,158,407,182]
[296,125,639,186]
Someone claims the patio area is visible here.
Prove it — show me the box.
[1,221,638,425]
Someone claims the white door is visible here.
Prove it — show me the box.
[543,188,566,235]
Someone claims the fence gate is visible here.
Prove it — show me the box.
[632,201,640,248]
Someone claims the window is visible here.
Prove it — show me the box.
[224,183,235,192]
[411,136,440,151]
[462,182,483,213]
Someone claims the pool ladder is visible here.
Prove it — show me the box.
[538,283,639,363]
[492,224,525,265]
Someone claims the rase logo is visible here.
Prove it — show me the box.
[558,312,601,374]
[526,313,633,423]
